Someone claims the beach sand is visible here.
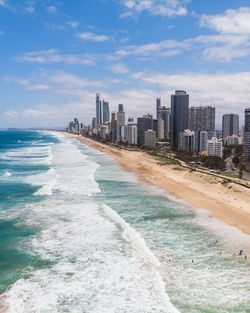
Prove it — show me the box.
[68,134,250,239]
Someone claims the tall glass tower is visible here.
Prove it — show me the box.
[102,100,110,123]
[96,93,102,127]
[170,90,189,150]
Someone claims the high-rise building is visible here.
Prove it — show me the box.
[179,129,195,152]
[222,114,239,138]
[156,98,161,118]
[196,131,208,153]
[244,108,250,171]
[170,90,189,150]
[111,112,117,142]
[145,130,156,149]
[121,125,128,142]
[73,118,80,134]
[189,106,215,132]
[137,114,153,146]
[128,125,137,145]
[91,117,97,130]
[153,119,164,140]
[102,100,110,123]
[156,98,171,139]
[117,104,125,142]
[208,130,222,140]
[207,137,223,158]
[96,93,102,127]
[100,124,109,139]
[118,104,124,112]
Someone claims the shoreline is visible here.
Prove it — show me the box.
[66,134,250,239]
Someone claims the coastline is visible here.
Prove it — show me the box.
[67,133,250,238]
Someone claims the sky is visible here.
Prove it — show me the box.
[1,0,250,129]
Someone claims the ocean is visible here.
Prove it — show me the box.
[0,130,249,313]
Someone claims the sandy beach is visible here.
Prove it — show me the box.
[68,134,250,238]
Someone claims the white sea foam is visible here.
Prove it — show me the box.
[2,132,250,313]
[103,204,180,313]
[4,199,179,313]
[4,171,12,177]
[27,168,58,196]
[49,135,100,196]
[0,145,52,165]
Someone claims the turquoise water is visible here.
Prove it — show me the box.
[0,131,249,312]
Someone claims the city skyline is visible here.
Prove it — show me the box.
[1,0,250,128]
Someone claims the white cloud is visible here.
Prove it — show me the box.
[48,72,106,89]
[115,25,250,62]
[0,0,6,7]
[4,76,50,90]
[198,8,250,62]
[44,23,66,31]
[3,110,18,119]
[200,7,250,34]
[4,71,107,97]
[132,70,250,118]
[47,5,57,14]
[67,21,79,29]
[25,5,35,13]
[116,39,188,58]
[77,31,109,42]
[2,68,248,127]
[120,0,188,17]
[14,49,96,65]
[202,45,250,62]
[110,62,129,74]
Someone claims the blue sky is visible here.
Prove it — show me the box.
[0,0,250,128]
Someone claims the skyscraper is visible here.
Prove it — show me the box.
[153,119,164,140]
[117,104,125,142]
[91,117,97,130]
[170,90,189,150]
[179,129,195,152]
[118,104,124,112]
[156,98,171,139]
[127,125,137,145]
[102,100,110,123]
[96,93,102,127]
[189,106,215,132]
[156,98,161,118]
[196,131,208,153]
[111,112,117,142]
[137,114,153,146]
[244,108,250,171]
[222,114,239,138]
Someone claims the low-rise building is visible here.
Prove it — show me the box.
[225,134,243,145]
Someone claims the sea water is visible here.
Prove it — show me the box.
[0,131,249,313]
